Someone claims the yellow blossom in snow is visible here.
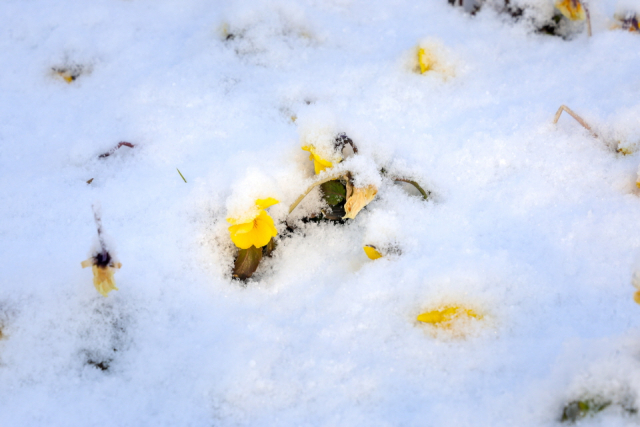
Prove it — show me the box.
[555,0,586,21]
[343,185,377,220]
[227,198,279,249]
[301,145,337,174]
[417,306,481,328]
[612,13,640,32]
[81,257,121,297]
[363,245,383,260]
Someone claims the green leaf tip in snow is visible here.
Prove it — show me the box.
[561,398,614,423]
[177,168,187,183]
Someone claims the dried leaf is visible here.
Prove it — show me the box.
[343,185,377,220]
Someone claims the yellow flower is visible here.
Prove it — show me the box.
[417,306,481,328]
[81,257,122,297]
[227,198,279,249]
[343,185,377,220]
[363,245,383,260]
[555,0,586,21]
[613,13,640,32]
[302,145,336,174]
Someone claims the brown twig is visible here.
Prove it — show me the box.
[584,2,592,37]
[335,133,358,154]
[553,105,598,139]
[99,142,135,158]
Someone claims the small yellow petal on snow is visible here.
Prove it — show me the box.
[555,0,586,21]
[417,47,430,74]
[363,245,383,260]
[417,306,481,326]
[91,264,120,297]
[634,291,640,305]
[343,185,378,220]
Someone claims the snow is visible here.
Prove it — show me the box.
[2,0,640,425]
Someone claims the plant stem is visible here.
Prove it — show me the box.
[553,105,598,139]
[392,178,430,200]
[99,142,135,158]
[584,3,592,37]
[289,172,346,214]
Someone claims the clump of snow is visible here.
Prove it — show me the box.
[220,3,320,67]
[362,209,402,252]
[225,169,281,223]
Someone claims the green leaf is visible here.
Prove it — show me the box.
[233,245,262,281]
[561,399,612,423]
[321,180,346,206]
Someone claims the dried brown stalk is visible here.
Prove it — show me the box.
[99,142,135,158]
[585,3,592,37]
[553,105,598,139]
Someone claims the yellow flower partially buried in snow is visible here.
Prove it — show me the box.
[343,185,377,220]
[81,256,122,297]
[555,0,586,21]
[302,145,337,174]
[227,198,279,249]
[363,245,383,260]
[417,305,482,328]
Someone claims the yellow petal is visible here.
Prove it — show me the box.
[229,220,259,249]
[634,291,640,305]
[81,258,93,268]
[313,159,329,174]
[555,0,585,21]
[343,185,378,220]
[252,212,278,247]
[418,47,429,74]
[302,145,335,174]
[92,265,119,297]
[229,226,257,249]
[228,210,278,249]
[256,197,279,210]
[363,245,383,260]
[417,306,481,326]
[227,210,258,225]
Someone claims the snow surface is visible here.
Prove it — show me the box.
[2,0,640,425]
